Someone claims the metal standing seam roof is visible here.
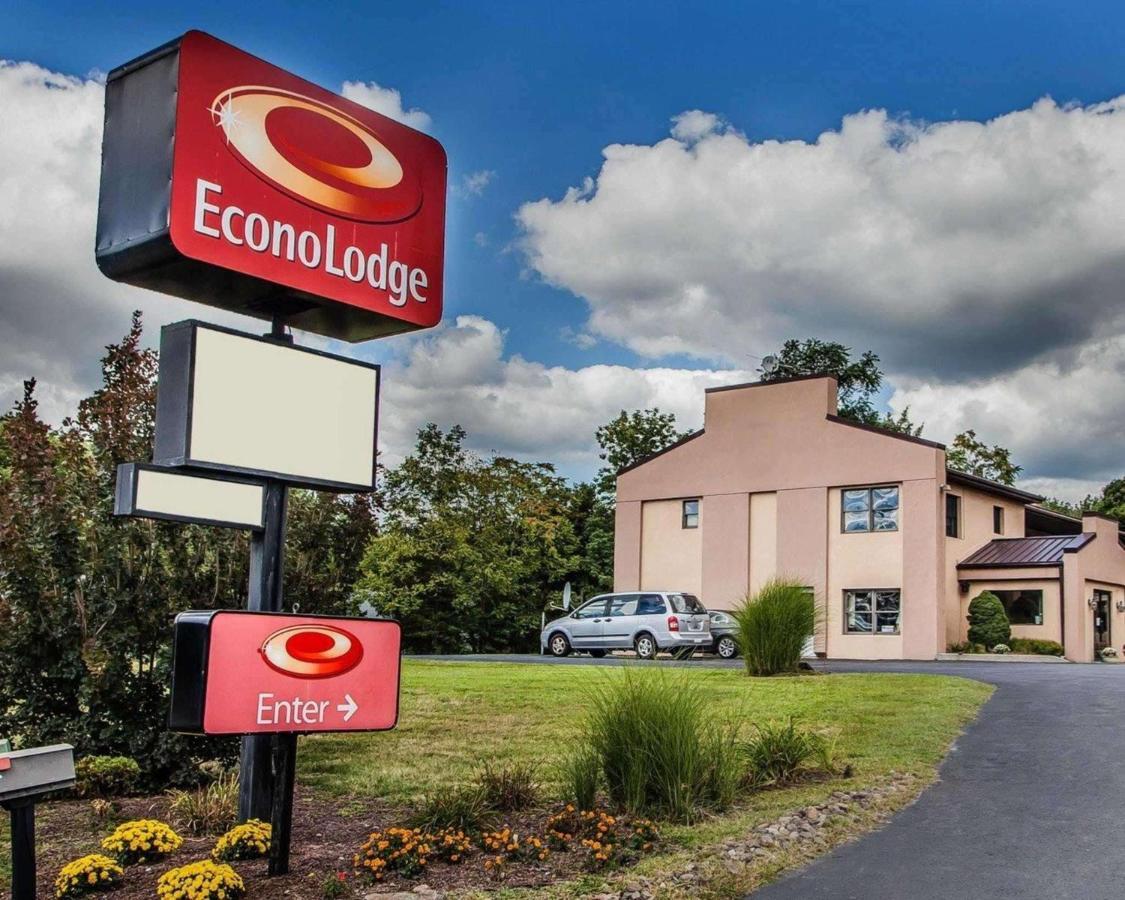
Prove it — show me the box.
[957,533,1095,568]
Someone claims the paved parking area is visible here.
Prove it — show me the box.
[417,654,1125,899]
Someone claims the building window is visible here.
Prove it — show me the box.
[945,494,961,538]
[993,506,1004,535]
[844,589,901,634]
[682,499,700,529]
[842,486,899,533]
[993,589,1043,626]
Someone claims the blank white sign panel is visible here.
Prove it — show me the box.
[189,328,378,488]
[135,468,265,528]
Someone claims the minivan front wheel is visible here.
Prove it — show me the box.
[634,633,658,660]
[715,636,739,659]
[548,633,571,657]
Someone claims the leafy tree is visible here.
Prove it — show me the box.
[595,408,685,497]
[967,591,1011,649]
[356,425,578,653]
[562,481,614,600]
[945,429,1022,486]
[759,338,922,435]
[0,313,374,785]
[1091,477,1125,525]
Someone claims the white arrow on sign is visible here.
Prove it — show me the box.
[337,694,358,723]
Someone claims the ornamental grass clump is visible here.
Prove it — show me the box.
[54,854,124,898]
[742,719,829,786]
[156,860,245,900]
[733,579,817,676]
[583,669,741,822]
[101,819,183,865]
[967,591,1010,650]
[212,819,271,861]
[167,769,238,836]
[475,761,541,812]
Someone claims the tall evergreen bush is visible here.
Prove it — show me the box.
[967,591,1011,649]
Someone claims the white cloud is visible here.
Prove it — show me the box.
[340,80,431,130]
[377,316,748,477]
[518,96,1125,381]
[889,334,1125,494]
[459,169,496,197]
[670,109,725,143]
[517,95,1125,486]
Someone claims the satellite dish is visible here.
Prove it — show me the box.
[761,354,780,376]
[562,582,572,610]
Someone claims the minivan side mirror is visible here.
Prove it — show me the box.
[569,611,580,619]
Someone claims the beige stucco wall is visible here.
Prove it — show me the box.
[943,485,1028,648]
[640,499,702,594]
[1062,515,1125,661]
[960,577,1062,644]
[702,493,750,610]
[749,492,778,596]
[616,376,948,660]
[826,487,905,659]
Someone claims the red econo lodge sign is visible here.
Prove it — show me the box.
[96,31,447,342]
[170,610,401,735]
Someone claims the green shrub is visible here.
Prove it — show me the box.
[75,756,140,798]
[992,643,1011,654]
[166,769,238,835]
[559,747,601,811]
[741,719,828,786]
[475,762,541,812]
[947,640,975,654]
[733,580,817,676]
[967,592,1011,649]
[409,785,494,833]
[1008,637,1065,656]
[583,669,741,822]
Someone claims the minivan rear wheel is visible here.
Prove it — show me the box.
[715,635,738,659]
[634,633,658,660]
[548,633,571,657]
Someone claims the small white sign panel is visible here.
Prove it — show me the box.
[116,464,266,529]
[153,322,379,491]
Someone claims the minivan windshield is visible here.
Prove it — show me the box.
[668,593,705,614]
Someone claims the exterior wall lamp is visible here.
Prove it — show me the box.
[1088,596,1099,610]
[1116,599,1125,613]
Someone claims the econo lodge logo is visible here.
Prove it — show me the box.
[210,86,423,223]
[260,624,364,679]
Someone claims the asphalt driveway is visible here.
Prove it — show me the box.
[754,660,1124,900]
[417,654,1125,899]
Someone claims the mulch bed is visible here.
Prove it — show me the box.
[31,787,603,898]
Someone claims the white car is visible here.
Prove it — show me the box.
[541,591,712,660]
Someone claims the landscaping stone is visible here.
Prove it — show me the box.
[594,774,921,899]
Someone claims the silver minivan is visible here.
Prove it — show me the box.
[541,591,712,659]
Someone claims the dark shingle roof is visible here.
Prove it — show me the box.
[958,534,1094,568]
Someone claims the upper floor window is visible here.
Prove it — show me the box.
[842,486,899,533]
[682,499,700,529]
[993,506,1004,535]
[946,494,962,538]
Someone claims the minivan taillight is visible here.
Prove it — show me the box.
[668,615,680,632]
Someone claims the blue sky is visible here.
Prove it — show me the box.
[3,1,1125,494]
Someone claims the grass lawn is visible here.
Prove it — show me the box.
[0,660,990,897]
[299,659,991,896]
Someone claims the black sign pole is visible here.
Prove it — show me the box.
[4,799,36,900]
[268,732,298,875]
[238,318,293,825]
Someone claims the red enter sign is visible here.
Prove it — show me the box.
[170,610,401,735]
